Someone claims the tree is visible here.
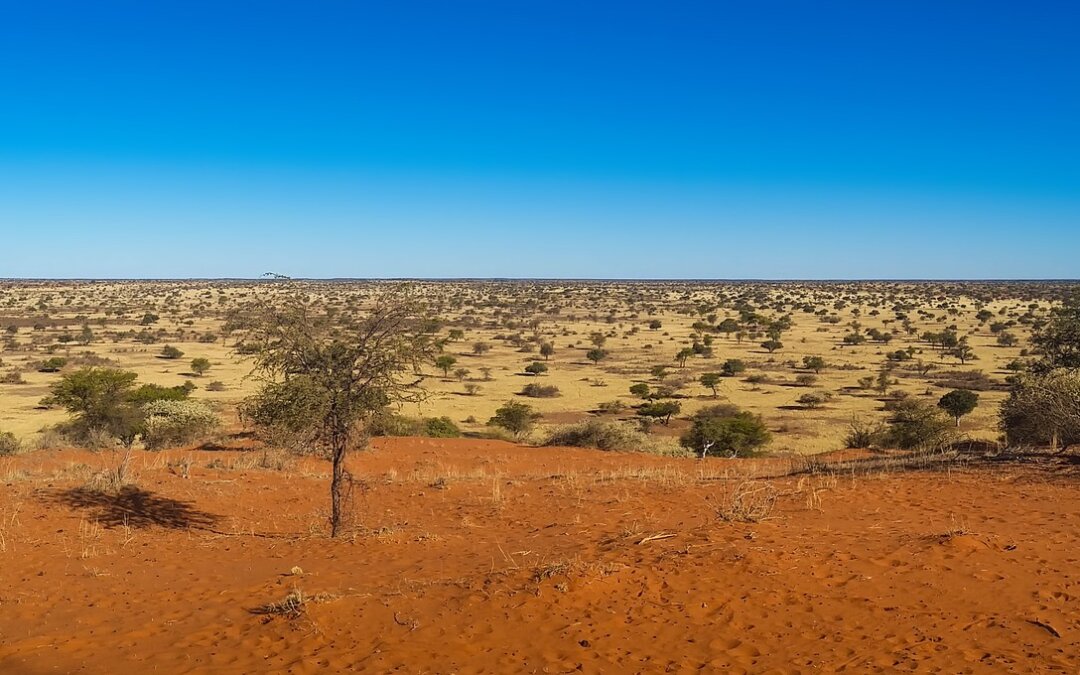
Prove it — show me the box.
[674,348,693,368]
[161,345,184,360]
[699,372,721,398]
[937,389,978,426]
[45,367,140,437]
[1030,298,1080,371]
[586,348,608,364]
[524,361,548,376]
[629,382,651,399]
[488,400,541,436]
[949,342,976,365]
[190,357,211,377]
[637,400,681,425]
[650,365,669,381]
[435,355,457,377]
[447,328,465,341]
[679,405,770,458]
[761,339,783,353]
[802,356,827,373]
[648,319,662,330]
[539,342,555,360]
[236,289,438,537]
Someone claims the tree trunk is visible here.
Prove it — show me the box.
[329,434,347,538]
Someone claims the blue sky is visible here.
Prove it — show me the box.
[1,1,1077,278]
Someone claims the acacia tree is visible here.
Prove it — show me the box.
[237,288,439,537]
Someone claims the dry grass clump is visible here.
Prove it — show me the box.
[715,480,777,523]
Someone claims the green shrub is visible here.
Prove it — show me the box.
[142,400,220,450]
[488,401,541,436]
[520,383,561,398]
[880,398,954,450]
[543,419,686,455]
[680,405,770,458]
[423,416,461,438]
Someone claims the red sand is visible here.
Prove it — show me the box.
[1,438,1078,673]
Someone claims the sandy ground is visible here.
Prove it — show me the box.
[1,438,1078,673]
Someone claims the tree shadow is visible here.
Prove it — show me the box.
[47,486,220,530]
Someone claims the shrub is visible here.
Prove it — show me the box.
[0,431,20,456]
[721,359,746,376]
[845,416,886,448]
[524,362,548,376]
[636,400,681,425]
[423,416,461,438]
[1000,370,1080,447]
[160,345,184,360]
[520,383,561,398]
[597,400,626,414]
[368,412,425,437]
[142,400,220,450]
[680,405,770,458]
[880,398,954,450]
[37,357,68,373]
[797,392,831,409]
[1,371,25,385]
[205,380,227,392]
[488,401,541,436]
[543,419,659,453]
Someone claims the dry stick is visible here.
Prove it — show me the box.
[636,532,677,545]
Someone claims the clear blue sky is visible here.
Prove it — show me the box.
[1,1,1077,279]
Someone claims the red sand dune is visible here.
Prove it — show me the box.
[1,438,1078,673]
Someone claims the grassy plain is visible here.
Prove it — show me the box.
[0,279,1062,453]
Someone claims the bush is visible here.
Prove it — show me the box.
[37,357,68,373]
[636,400,681,425]
[1,371,25,385]
[423,416,461,438]
[880,398,954,450]
[721,359,746,377]
[844,416,886,449]
[524,362,548,376]
[797,392,831,409]
[161,345,184,360]
[205,381,227,392]
[142,400,220,450]
[1000,370,1080,447]
[520,383,561,398]
[680,405,770,458]
[543,419,685,455]
[0,431,20,456]
[488,401,541,436]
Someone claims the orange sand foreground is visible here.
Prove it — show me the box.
[1,438,1078,673]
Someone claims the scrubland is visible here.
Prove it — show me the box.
[1,280,1078,673]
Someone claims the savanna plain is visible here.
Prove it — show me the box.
[1,279,1078,673]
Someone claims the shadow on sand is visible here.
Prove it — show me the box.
[47,486,220,530]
